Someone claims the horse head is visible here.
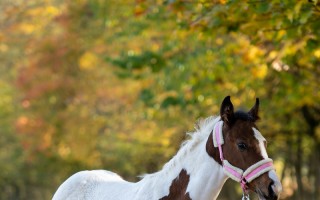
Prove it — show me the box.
[208,96,282,200]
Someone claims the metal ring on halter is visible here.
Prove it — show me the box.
[242,193,250,200]
[241,179,249,200]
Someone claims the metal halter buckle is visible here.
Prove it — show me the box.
[242,193,250,200]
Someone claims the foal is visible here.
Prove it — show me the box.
[53,96,282,200]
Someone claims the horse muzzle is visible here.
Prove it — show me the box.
[256,177,282,200]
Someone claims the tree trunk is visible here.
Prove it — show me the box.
[314,142,320,200]
[294,130,304,200]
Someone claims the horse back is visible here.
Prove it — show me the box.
[52,170,131,200]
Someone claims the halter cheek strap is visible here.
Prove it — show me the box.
[213,121,274,193]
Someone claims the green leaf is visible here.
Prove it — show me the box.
[299,10,312,24]
[139,89,154,106]
[256,2,270,14]
[161,96,181,108]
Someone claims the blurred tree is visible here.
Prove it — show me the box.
[131,0,320,199]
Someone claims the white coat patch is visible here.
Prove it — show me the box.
[252,128,268,159]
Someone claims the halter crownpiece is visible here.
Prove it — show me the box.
[213,121,274,195]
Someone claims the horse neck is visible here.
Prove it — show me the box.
[139,136,228,200]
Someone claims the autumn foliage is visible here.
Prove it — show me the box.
[0,0,319,199]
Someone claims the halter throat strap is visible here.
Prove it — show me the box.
[213,121,274,192]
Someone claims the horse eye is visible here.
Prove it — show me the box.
[237,143,247,151]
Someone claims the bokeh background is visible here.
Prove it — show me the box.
[0,0,319,199]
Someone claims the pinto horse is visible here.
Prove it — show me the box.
[53,96,282,200]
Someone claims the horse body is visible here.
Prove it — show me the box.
[53,97,283,200]
[53,117,228,200]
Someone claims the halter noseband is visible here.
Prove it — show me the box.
[213,121,274,195]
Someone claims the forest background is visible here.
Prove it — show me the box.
[0,0,319,199]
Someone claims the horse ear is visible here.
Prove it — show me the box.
[248,98,260,121]
[220,96,234,125]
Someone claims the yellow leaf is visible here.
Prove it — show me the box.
[268,50,278,60]
[219,0,227,5]
[251,64,268,79]
[28,6,59,18]
[277,30,286,40]
[247,46,264,62]
[286,11,294,22]
[0,44,8,52]
[19,23,36,34]
[78,52,98,70]
[45,6,59,16]
[314,49,320,58]
[215,38,223,45]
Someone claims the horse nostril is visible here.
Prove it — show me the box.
[268,181,279,200]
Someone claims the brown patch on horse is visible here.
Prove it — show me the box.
[206,131,222,165]
[159,169,192,200]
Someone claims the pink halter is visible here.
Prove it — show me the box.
[213,121,274,193]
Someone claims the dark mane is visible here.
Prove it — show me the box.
[234,110,256,122]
